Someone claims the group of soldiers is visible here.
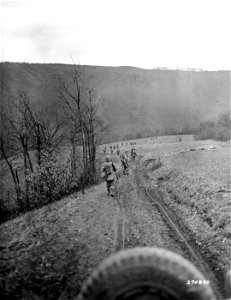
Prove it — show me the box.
[103,141,137,155]
[101,145,137,197]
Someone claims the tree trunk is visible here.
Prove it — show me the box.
[26,151,34,172]
[36,124,42,165]
[22,136,28,175]
[71,138,77,177]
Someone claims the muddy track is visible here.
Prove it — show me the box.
[113,182,126,252]
[113,162,223,299]
[146,187,223,297]
[114,174,142,253]
[134,166,223,299]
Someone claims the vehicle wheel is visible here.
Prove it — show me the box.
[225,269,231,298]
[77,247,215,300]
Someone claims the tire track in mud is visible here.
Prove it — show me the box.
[134,166,223,299]
[113,168,185,254]
[81,167,225,299]
[113,174,144,253]
[113,178,128,252]
[112,162,223,298]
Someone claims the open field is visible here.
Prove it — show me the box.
[0,134,230,299]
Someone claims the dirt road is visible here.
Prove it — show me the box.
[114,165,184,254]
[0,158,224,299]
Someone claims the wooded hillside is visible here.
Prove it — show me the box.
[1,63,230,141]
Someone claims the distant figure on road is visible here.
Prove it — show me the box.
[120,153,129,175]
[125,151,129,161]
[101,155,118,197]
[131,148,137,161]
[117,149,120,156]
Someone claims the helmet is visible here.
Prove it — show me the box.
[105,155,111,162]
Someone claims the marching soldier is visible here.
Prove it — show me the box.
[131,148,137,162]
[120,153,129,175]
[101,155,118,197]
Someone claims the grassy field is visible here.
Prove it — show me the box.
[136,135,230,285]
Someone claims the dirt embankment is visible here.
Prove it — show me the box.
[0,164,186,299]
[146,142,231,297]
[0,184,118,299]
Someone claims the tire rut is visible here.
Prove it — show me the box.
[134,165,223,299]
[112,162,223,299]
[113,179,127,252]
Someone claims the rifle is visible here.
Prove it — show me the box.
[112,160,119,180]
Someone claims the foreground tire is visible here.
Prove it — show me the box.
[77,247,215,300]
[225,270,231,298]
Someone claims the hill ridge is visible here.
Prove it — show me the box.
[0,62,230,141]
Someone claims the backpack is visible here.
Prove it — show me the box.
[101,170,107,179]
[101,162,117,179]
[101,162,112,179]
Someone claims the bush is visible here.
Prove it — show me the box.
[214,127,230,141]
[213,213,231,231]
[195,112,230,142]
[195,126,230,141]
[141,153,162,171]
[26,156,74,208]
[195,127,215,140]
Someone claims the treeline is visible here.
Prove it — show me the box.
[108,124,194,143]
[2,63,229,143]
[195,113,230,141]
[0,66,105,222]
[121,113,230,142]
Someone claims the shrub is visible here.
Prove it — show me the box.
[214,127,230,141]
[195,127,215,140]
[195,126,230,141]
[26,155,74,208]
[195,112,230,142]
[213,213,231,231]
[141,153,162,171]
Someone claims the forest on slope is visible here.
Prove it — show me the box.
[0,62,230,141]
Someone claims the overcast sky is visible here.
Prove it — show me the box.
[1,0,231,70]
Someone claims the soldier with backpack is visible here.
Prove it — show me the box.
[120,153,129,175]
[101,155,118,197]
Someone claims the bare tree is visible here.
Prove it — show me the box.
[218,112,231,129]
[16,91,65,165]
[0,90,65,216]
[55,65,105,185]
[0,134,22,208]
